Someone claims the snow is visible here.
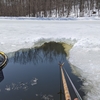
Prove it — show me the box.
[0,17,100,100]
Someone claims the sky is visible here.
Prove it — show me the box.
[0,17,100,100]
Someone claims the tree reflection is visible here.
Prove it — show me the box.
[58,64,64,100]
[13,42,67,64]
[0,70,4,83]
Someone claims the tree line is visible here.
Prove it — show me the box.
[0,0,100,17]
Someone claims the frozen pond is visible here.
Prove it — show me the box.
[0,42,84,100]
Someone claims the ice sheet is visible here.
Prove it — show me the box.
[0,18,100,100]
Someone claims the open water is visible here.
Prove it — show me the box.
[0,42,84,100]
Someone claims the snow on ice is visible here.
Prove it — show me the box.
[0,17,100,100]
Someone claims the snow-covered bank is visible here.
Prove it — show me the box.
[68,39,100,100]
[0,18,100,100]
[0,16,100,20]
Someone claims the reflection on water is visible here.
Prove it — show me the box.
[58,64,64,100]
[5,77,38,91]
[13,42,67,64]
[0,70,4,82]
[0,55,4,65]
[0,42,84,100]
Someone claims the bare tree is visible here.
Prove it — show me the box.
[0,0,100,17]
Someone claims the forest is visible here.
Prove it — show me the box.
[0,0,100,17]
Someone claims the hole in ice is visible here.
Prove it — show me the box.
[0,42,85,100]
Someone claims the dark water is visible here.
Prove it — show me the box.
[0,42,84,100]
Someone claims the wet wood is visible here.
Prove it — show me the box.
[61,67,71,100]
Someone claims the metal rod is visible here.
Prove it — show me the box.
[63,67,82,100]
